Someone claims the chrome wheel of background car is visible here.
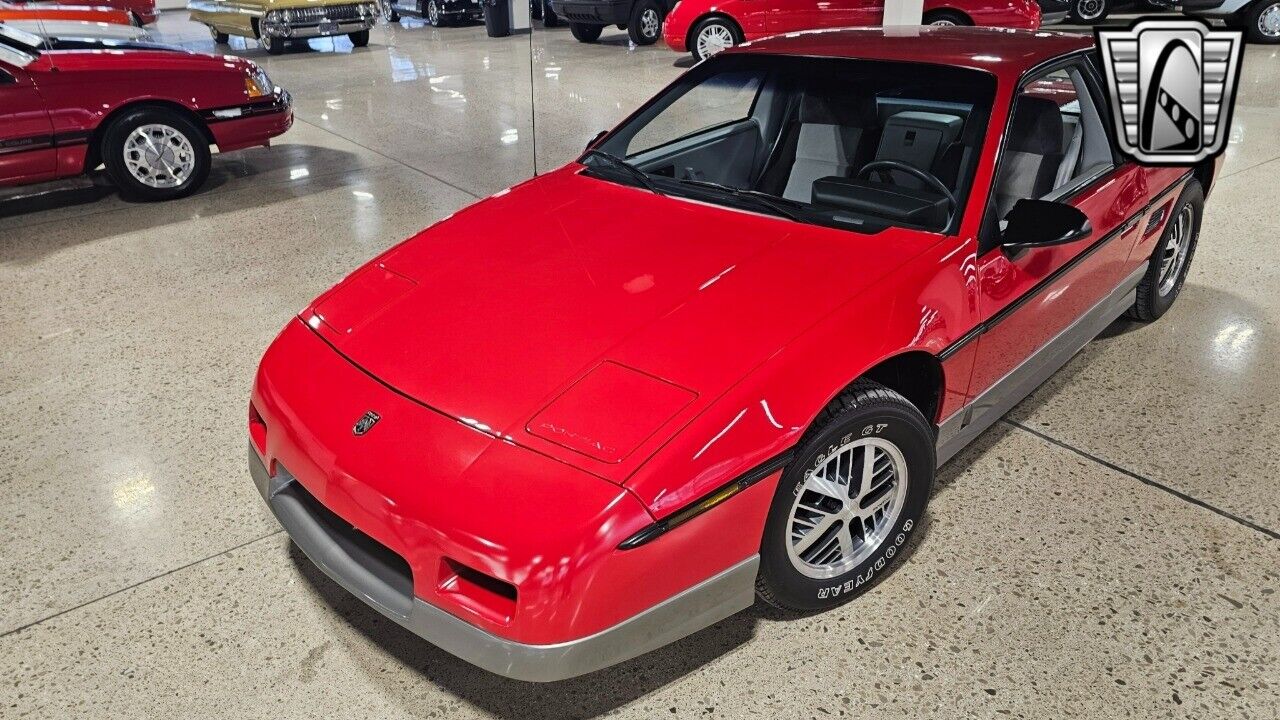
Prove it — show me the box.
[785,437,909,579]
[427,0,440,25]
[639,8,659,38]
[695,24,734,59]
[1158,204,1194,296]
[1075,0,1104,20]
[1258,2,1280,37]
[929,18,957,25]
[122,124,196,190]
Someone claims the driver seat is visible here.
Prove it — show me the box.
[778,92,878,203]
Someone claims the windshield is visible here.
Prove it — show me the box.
[0,23,42,65]
[581,55,997,235]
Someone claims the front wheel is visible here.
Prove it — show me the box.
[349,29,370,45]
[542,0,560,26]
[1127,180,1203,322]
[690,16,740,61]
[627,0,662,44]
[1066,0,1109,24]
[1245,0,1280,43]
[263,35,286,54]
[570,21,603,41]
[101,107,211,202]
[756,380,935,612]
[922,9,970,25]
[208,25,230,43]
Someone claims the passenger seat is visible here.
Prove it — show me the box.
[993,96,1065,220]
[871,111,963,190]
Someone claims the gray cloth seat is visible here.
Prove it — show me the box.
[1056,114,1083,188]
[993,96,1065,220]
[780,93,877,202]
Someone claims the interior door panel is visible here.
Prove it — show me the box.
[634,120,763,188]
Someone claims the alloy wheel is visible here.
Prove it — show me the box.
[123,124,196,189]
[640,8,659,39]
[696,23,733,59]
[1075,0,1104,20]
[1259,2,1280,37]
[428,0,440,24]
[1157,204,1194,296]
[785,437,909,579]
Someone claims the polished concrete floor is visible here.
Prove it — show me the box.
[2,12,1279,719]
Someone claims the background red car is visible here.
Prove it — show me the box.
[16,0,156,24]
[0,24,292,200]
[664,0,1042,60]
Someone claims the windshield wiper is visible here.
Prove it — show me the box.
[580,149,660,194]
[674,179,805,222]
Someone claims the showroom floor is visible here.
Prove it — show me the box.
[2,12,1279,719]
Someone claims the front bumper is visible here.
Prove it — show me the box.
[260,16,376,37]
[251,448,756,682]
[205,91,294,152]
[248,319,770,680]
[549,0,628,25]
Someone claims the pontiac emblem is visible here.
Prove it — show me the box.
[353,410,381,436]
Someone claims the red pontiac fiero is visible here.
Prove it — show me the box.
[250,28,1214,681]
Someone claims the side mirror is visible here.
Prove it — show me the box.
[1001,199,1092,252]
[586,130,607,151]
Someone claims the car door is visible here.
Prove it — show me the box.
[963,59,1149,415]
[0,56,56,187]
[766,0,829,33]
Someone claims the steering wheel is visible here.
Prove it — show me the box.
[856,160,956,210]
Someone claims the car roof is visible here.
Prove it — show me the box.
[733,26,1095,82]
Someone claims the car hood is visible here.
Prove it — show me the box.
[306,167,933,478]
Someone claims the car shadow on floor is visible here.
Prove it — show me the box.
[0,145,365,264]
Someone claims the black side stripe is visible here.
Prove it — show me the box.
[938,172,1192,361]
[617,450,795,550]
[0,130,91,157]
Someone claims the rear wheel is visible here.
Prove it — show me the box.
[756,381,935,612]
[349,29,370,45]
[1245,0,1280,43]
[690,16,740,61]
[627,0,662,44]
[922,9,970,25]
[209,25,230,43]
[425,0,444,25]
[101,107,211,202]
[570,21,603,41]
[1066,0,1109,24]
[1127,180,1203,321]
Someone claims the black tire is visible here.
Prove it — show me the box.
[1244,0,1280,43]
[349,29,370,46]
[210,26,230,43]
[570,21,603,41]
[922,9,970,25]
[263,35,286,54]
[756,380,935,613]
[424,0,444,25]
[542,0,560,26]
[689,16,741,61]
[389,7,401,20]
[1127,180,1203,322]
[627,0,662,44]
[100,107,211,202]
[1066,0,1109,24]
